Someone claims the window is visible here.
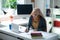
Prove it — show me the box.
[2,0,17,9]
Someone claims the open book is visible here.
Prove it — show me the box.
[19,26,26,33]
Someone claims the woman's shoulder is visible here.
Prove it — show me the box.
[29,16,33,19]
[30,15,33,18]
[40,17,46,22]
[29,16,33,21]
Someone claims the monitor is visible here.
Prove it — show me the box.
[17,4,33,15]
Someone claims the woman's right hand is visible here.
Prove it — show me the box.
[25,29,29,32]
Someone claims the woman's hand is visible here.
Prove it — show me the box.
[25,29,29,32]
[34,29,37,31]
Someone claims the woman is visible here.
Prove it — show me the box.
[25,8,47,32]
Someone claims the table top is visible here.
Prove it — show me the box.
[0,26,58,40]
[0,19,58,40]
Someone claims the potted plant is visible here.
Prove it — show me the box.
[9,0,17,9]
[2,0,17,15]
[2,0,17,9]
[7,0,17,15]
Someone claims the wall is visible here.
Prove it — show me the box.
[0,0,4,15]
[50,0,54,8]
[46,0,50,8]
[0,0,1,14]
[35,0,45,16]
[54,0,60,7]
[17,0,31,4]
[0,0,1,9]
[25,0,31,4]
[17,0,25,4]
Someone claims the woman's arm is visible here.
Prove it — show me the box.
[42,18,47,32]
[28,16,32,30]
[38,18,47,32]
[25,16,32,32]
[42,19,47,32]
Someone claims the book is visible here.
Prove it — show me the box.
[31,32,44,39]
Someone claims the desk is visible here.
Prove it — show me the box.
[0,26,58,40]
[0,26,31,40]
[1,18,29,25]
[0,19,58,40]
[13,18,29,25]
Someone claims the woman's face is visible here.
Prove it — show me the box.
[32,9,41,19]
[33,13,40,19]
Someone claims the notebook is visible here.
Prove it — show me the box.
[31,32,44,39]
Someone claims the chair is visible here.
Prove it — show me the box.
[45,17,53,32]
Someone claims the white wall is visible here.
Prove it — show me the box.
[0,0,1,9]
[50,0,54,8]
[46,0,50,8]
[25,0,31,4]
[35,0,45,16]
[0,0,4,15]
[17,0,31,4]
[17,0,25,4]
[54,0,60,7]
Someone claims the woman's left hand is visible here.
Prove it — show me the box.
[34,29,37,31]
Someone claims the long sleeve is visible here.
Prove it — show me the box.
[38,18,47,31]
[42,19,47,31]
[28,16,32,30]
